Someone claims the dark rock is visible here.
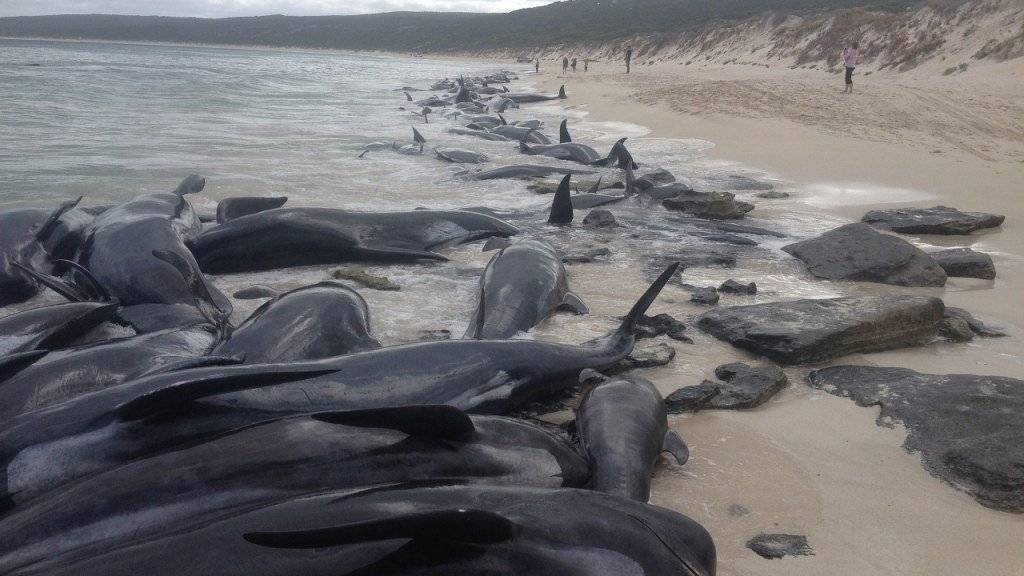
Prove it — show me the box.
[232,285,279,299]
[645,183,694,200]
[663,190,754,220]
[712,221,786,238]
[782,223,947,287]
[697,295,945,365]
[633,313,691,342]
[613,342,676,372]
[808,366,1024,512]
[862,205,1005,235]
[417,329,452,341]
[665,383,721,413]
[939,317,974,342]
[562,246,611,264]
[689,286,720,305]
[710,363,788,409]
[747,534,814,559]
[944,307,1006,337]
[756,190,790,199]
[929,248,996,280]
[655,249,737,271]
[582,209,617,228]
[634,168,676,191]
[719,279,757,295]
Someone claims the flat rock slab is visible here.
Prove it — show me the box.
[862,206,1005,235]
[632,313,691,342]
[331,267,400,291]
[665,383,721,413]
[709,363,788,409]
[930,247,996,279]
[719,279,757,295]
[747,534,814,559]
[663,190,754,220]
[697,295,944,365]
[808,366,1024,512]
[612,341,676,372]
[782,223,946,287]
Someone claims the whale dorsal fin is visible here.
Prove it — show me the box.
[547,174,573,225]
[311,405,474,441]
[35,196,82,242]
[559,119,571,143]
[244,509,517,549]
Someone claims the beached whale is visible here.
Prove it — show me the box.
[0,198,87,306]
[0,264,677,498]
[465,239,587,339]
[505,84,567,103]
[0,324,222,422]
[576,375,689,502]
[33,483,715,576]
[188,207,519,273]
[448,127,511,141]
[215,196,288,224]
[520,141,602,164]
[489,124,551,144]
[0,407,589,574]
[0,301,119,357]
[469,164,594,181]
[213,281,381,363]
[435,147,489,164]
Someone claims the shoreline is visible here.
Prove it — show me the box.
[527,59,1024,575]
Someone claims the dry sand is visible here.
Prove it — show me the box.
[528,58,1024,575]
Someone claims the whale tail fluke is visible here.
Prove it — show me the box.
[518,141,533,155]
[559,119,571,143]
[172,174,206,196]
[548,174,573,225]
[557,85,566,99]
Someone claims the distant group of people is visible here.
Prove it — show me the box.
[535,45,631,75]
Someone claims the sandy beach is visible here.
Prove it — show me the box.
[531,59,1024,575]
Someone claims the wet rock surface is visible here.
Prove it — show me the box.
[689,286,720,305]
[582,209,617,228]
[808,366,1024,512]
[862,205,1005,235]
[663,190,754,220]
[665,383,721,413]
[632,313,691,342]
[718,279,757,295]
[331,267,401,291]
[944,307,1006,337]
[612,341,676,372]
[782,223,947,287]
[747,534,814,559]
[666,363,787,412]
[930,247,996,279]
[562,245,611,264]
[756,190,790,199]
[697,295,945,364]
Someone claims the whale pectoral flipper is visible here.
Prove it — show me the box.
[559,292,589,315]
[136,355,247,378]
[10,262,89,302]
[311,405,475,441]
[35,196,83,242]
[244,509,517,549]
[662,430,689,465]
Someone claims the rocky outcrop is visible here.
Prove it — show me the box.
[862,206,1005,235]
[929,247,996,280]
[697,295,945,364]
[782,223,946,287]
[808,366,1024,513]
[663,190,754,219]
[747,534,814,559]
[613,341,676,372]
[719,279,757,295]
[582,209,617,228]
[689,286,720,305]
[944,307,1006,338]
[668,362,788,412]
[632,313,691,342]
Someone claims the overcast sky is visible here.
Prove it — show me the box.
[0,0,554,18]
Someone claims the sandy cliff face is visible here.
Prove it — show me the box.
[499,0,1024,75]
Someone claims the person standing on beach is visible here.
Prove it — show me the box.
[842,42,860,93]
[571,58,577,72]
[535,59,540,73]
[562,56,569,74]
[625,46,633,74]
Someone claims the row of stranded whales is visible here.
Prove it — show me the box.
[0,71,717,575]
[0,407,589,575]
[0,263,678,505]
[9,483,713,576]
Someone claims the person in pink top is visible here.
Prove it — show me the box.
[842,42,860,93]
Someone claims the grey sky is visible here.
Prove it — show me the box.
[0,0,553,18]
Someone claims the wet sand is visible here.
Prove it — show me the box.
[530,61,1024,574]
